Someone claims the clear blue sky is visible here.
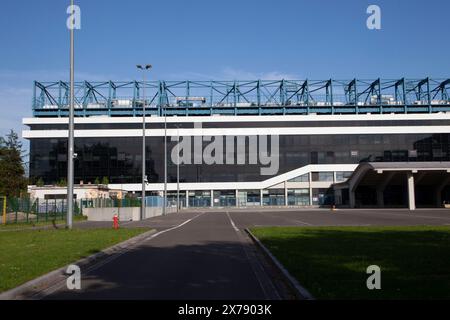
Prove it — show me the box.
[0,0,449,138]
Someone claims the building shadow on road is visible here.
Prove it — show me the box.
[30,239,277,300]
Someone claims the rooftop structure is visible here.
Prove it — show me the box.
[33,78,450,117]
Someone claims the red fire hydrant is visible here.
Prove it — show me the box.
[113,214,119,229]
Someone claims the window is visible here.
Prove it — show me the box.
[288,189,310,206]
[336,171,352,182]
[288,173,309,182]
[311,172,334,182]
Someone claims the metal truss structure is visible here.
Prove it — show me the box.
[33,78,450,117]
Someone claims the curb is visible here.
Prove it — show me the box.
[0,228,157,300]
[245,228,315,300]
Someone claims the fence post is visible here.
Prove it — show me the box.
[36,198,39,223]
[26,198,29,223]
[2,196,6,225]
[45,199,48,221]
[62,199,65,220]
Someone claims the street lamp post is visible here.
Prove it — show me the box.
[176,124,180,212]
[137,64,152,220]
[67,0,75,230]
[163,102,167,215]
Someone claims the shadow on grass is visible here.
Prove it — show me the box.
[252,227,450,299]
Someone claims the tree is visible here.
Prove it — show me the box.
[101,176,109,185]
[0,130,27,197]
[56,178,67,187]
[94,177,100,185]
[36,177,44,187]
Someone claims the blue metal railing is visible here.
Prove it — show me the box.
[32,78,450,117]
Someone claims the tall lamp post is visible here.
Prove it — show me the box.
[163,97,168,215]
[176,124,180,212]
[137,64,152,220]
[66,0,75,229]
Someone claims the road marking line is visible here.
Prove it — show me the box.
[258,210,314,226]
[292,219,313,226]
[226,212,281,300]
[144,212,206,240]
[226,211,239,232]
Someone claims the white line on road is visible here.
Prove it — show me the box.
[226,211,239,231]
[144,212,206,241]
[257,210,313,226]
[292,219,313,226]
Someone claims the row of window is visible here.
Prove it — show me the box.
[164,188,332,207]
[288,171,353,182]
[29,133,450,184]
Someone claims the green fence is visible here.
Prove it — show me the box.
[1,197,83,225]
[82,197,141,209]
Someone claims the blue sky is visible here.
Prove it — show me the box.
[0,0,449,139]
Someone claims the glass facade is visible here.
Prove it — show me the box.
[262,189,285,206]
[288,189,310,206]
[336,171,353,182]
[288,173,309,182]
[188,191,211,207]
[311,172,334,182]
[237,190,260,206]
[213,190,237,207]
[312,188,334,206]
[29,133,450,184]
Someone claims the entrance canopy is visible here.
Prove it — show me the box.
[334,162,450,210]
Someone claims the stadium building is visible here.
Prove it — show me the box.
[23,78,450,209]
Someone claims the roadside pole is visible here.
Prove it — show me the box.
[66,0,75,230]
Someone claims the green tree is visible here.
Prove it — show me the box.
[94,177,100,185]
[56,178,67,187]
[36,177,44,187]
[101,176,109,185]
[0,130,27,197]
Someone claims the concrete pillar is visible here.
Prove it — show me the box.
[407,172,416,211]
[185,191,189,208]
[308,172,313,206]
[376,171,396,208]
[349,190,356,208]
[284,181,288,207]
[260,189,264,207]
[236,189,239,207]
[210,190,214,208]
[436,191,442,208]
[376,190,384,208]
[435,174,450,207]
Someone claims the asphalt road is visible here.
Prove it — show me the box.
[41,207,450,300]
[43,210,282,300]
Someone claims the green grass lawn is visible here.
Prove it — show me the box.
[0,228,149,293]
[251,226,450,299]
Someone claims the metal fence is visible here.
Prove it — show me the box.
[81,196,166,208]
[82,197,141,209]
[0,195,174,225]
[0,197,83,225]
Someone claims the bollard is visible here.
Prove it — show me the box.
[331,204,336,212]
